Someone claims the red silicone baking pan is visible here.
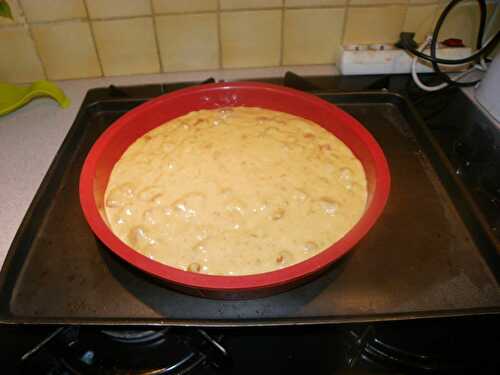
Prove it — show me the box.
[79,82,390,298]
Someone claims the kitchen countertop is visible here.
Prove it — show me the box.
[0,65,337,268]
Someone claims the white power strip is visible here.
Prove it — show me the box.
[338,46,472,75]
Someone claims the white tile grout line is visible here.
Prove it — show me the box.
[217,0,224,70]
[280,4,285,65]
[402,3,410,37]
[149,0,164,73]
[16,0,48,80]
[340,6,349,48]
[82,0,104,78]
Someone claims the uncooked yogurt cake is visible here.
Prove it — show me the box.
[104,107,367,275]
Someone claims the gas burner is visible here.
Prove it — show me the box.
[58,327,204,374]
[101,328,170,344]
[341,317,500,374]
[20,327,230,375]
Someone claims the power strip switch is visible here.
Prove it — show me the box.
[338,46,472,75]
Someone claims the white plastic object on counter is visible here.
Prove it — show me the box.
[338,45,472,75]
[475,53,500,122]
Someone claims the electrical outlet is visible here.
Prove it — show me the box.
[338,46,472,75]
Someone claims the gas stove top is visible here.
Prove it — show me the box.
[0,72,498,374]
[4,316,500,374]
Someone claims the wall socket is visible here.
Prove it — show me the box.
[338,46,472,75]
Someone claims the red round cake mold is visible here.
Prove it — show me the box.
[79,82,391,295]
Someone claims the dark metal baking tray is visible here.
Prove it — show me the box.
[0,90,498,326]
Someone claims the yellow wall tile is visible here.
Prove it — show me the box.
[403,5,438,42]
[285,0,346,6]
[283,8,345,64]
[93,18,159,76]
[350,0,408,5]
[31,21,101,80]
[20,0,86,22]
[156,13,218,71]
[220,0,282,10]
[152,0,218,13]
[86,0,151,19]
[0,0,25,25]
[220,10,281,68]
[436,3,479,48]
[344,5,408,44]
[0,26,44,83]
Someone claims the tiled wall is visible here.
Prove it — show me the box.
[0,0,497,83]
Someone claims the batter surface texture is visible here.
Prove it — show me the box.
[104,107,367,275]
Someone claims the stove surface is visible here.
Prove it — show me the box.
[0,72,499,374]
[0,73,498,326]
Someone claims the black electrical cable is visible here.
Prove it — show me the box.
[430,0,487,87]
[399,3,500,65]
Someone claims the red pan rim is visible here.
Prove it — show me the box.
[79,82,390,292]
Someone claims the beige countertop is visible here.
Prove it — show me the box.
[0,65,337,268]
